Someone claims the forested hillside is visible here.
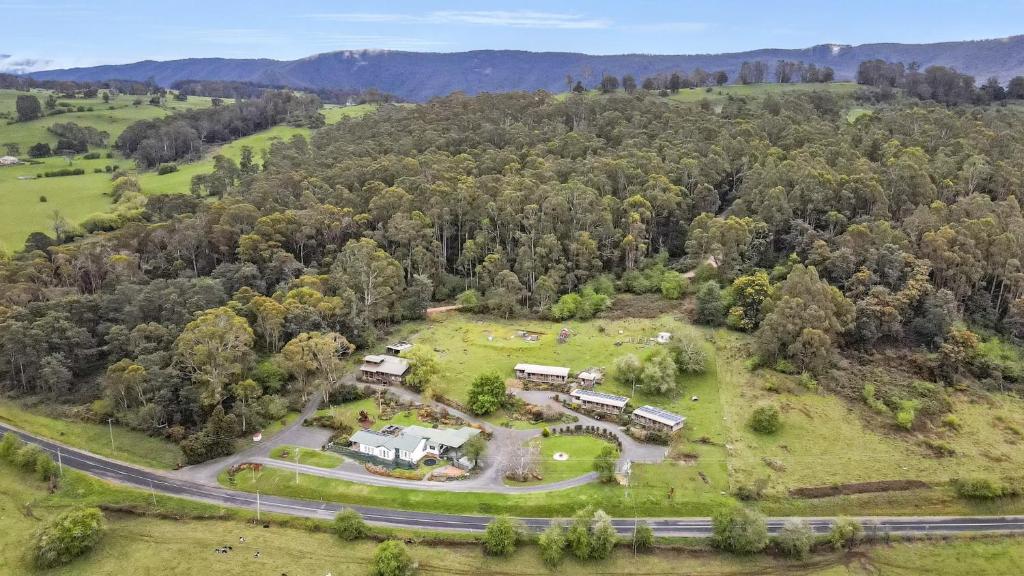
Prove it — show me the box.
[25,35,1024,101]
[1,87,1022,462]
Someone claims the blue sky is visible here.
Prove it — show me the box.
[2,0,1023,71]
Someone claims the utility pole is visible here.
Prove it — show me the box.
[256,491,261,523]
[149,479,157,505]
[57,447,63,477]
[295,449,300,484]
[108,419,115,453]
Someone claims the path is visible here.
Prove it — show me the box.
[4,420,1024,537]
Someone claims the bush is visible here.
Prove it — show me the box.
[157,163,178,175]
[28,142,52,158]
[773,519,813,559]
[632,519,654,552]
[0,432,23,460]
[827,518,863,550]
[482,515,521,556]
[711,506,768,554]
[31,507,106,568]
[659,271,688,299]
[14,443,44,469]
[35,451,59,481]
[953,476,1012,499]
[590,510,617,559]
[593,445,618,483]
[333,508,368,540]
[538,520,566,566]
[669,337,707,374]
[39,195,47,202]
[748,405,781,434]
[467,372,506,416]
[43,167,85,178]
[371,540,415,576]
[566,508,593,559]
[82,152,101,160]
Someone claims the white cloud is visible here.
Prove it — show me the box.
[309,34,452,51]
[305,10,611,29]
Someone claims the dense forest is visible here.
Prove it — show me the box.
[2,86,1023,462]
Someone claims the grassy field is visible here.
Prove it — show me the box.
[269,445,343,469]
[4,462,1024,574]
[713,331,1024,498]
[0,399,182,469]
[523,434,615,485]
[0,89,374,250]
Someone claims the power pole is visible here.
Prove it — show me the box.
[256,491,261,523]
[295,449,300,484]
[57,447,63,477]
[149,479,157,505]
[108,418,115,453]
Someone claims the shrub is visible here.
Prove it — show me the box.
[538,520,566,566]
[711,506,768,554]
[467,372,506,416]
[827,518,864,550]
[39,195,47,202]
[333,508,368,540]
[941,414,962,431]
[157,163,178,175]
[28,142,52,157]
[659,271,688,299]
[482,515,521,556]
[0,431,23,460]
[748,405,781,434]
[14,443,44,469]
[371,540,415,576]
[774,519,813,559]
[895,399,920,429]
[953,476,1011,499]
[632,519,654,552]
[541,427,550,437]
[35,451,59,481]
[566,508,594,559]
[82,152,101,160]
[669,337,707,374]
[31,507,106,568]
[589,510,617,559]
[593,445,618,483]
[43,167,85,177]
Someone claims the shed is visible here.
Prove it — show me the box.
[631,405,686,432]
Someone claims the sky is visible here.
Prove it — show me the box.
[2,0,1024,72]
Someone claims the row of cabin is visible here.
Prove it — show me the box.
[349,425,481,468]
[514,363,602,387]
[568,389,686,433]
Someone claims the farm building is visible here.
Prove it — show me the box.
[514,363,570,384]
[631,405,686,432]
[386,341,413,355]
[359,354,409,385]
[0,156,19,166]
[655,332,672,344]
[349,425,481,466]
[570,389,629,415]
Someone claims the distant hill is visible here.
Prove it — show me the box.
[26,36,1024,102]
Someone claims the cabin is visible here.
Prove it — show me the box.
[577,369,603,388]
[385,341,413,355]
[0,156,19,166]
[359,354,409,385]
[570,389,629,415]
[655,332,672,344]
[631,405,686,433]
[514,363,570,384]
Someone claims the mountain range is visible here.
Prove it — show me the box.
[26,35,1024,102]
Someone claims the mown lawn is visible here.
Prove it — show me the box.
[0,399,183,469]
[269,445,343,469]
[519,434,615,485]
[220,460,734,518]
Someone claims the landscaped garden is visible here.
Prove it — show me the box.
[526,434,617,485]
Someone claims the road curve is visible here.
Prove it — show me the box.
[3,422,1024,537]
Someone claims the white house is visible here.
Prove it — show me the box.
[0,156,19,166]
[349,425,482,465]
[577,369,603,388]
[655,332,672,344]
[349,429,427,463]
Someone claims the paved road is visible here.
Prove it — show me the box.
[4,421,1024,537]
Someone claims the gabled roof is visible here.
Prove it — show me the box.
[360,354,409,376]
[514,363,570,377]
[403,425,480,448]
[350,430,424,452]
[633,405,686,427]
[570,389,629,407]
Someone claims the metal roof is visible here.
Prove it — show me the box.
[514,363,570,377]
[570,389,629,407]
[403,425,480,448]
[360,354,409,376]
[632,405,686,427]
[350,430,424,452]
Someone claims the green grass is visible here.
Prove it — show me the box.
[0,92,375,251]
[220,456,733,518]
[269,445,343,469]
[0,399,183,469]
[666,81,861,103]
[523,434,615,485]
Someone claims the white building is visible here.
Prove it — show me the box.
[0,156,19,166]
[349,425,482,466]
[655,332,672,344]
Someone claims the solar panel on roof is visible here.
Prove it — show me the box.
[634,405,685,424]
